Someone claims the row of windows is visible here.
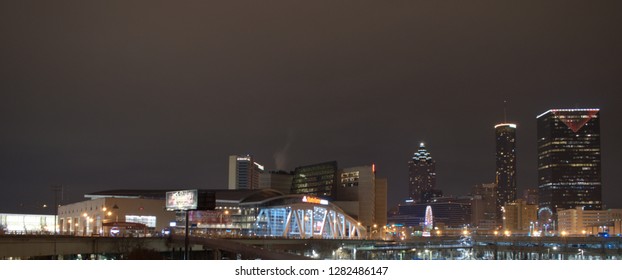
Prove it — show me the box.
[538,163,599,169]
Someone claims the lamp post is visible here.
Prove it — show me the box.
[51,186,62,235]
[81,213,89,236]
[424,249,432,260]
[548,246,558,260]
[88,217,94,235]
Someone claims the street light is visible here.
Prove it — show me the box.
[82,213,88,236]
[424,249,432,260]
[368,224,378,239]
[88,217,94,235]
[547,246,558,259]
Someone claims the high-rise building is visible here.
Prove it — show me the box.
[408,143,437,203]
[495,123,518,209]
[471,183,499,229]
[291,161,338,198]
[228,155,265,190]
[334,165,376,227]
[537,109,602,213]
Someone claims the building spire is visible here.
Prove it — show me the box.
[503,100,508,123]
[413,142,432,162]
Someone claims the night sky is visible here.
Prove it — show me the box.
[1,1,621,214]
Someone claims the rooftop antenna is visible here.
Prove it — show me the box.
[503,100,508,123]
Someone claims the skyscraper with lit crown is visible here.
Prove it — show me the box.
[408,143,438,203]
[537,109,602,212]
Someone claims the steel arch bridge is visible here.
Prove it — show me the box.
[254,201,365,239]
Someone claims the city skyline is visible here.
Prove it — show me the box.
[1,2,621,213]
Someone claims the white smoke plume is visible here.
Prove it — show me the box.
[273,130,294,171]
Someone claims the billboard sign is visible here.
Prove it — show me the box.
[302,195,328,205]
[166,190,198,211]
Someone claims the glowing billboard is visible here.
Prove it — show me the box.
[166,190,198,211]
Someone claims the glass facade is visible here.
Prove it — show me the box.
[495,123,518,210]
[177,194,365,239]
[0,213,56,234]
[537,109,602,212]
[291,161,338,198]
[255,197,364,239]
[125,215,156,228]
[395,198,471,228]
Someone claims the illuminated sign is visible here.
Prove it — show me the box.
[166,190,198,211]
[254,162,265,171]
[125,215,156,227]
[302,196,328,205]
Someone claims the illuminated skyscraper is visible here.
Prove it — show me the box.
[228,155,265,190]
[408,143,438,203]
[537,109,602,212]
[495,123,518,209]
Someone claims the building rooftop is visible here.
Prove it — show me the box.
[85,188,284,204]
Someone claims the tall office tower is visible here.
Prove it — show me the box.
[408,143,437,203]
[537,109,602,212]
[291,161,338,198]
[228,155,265,190]
[495,123,518,209]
